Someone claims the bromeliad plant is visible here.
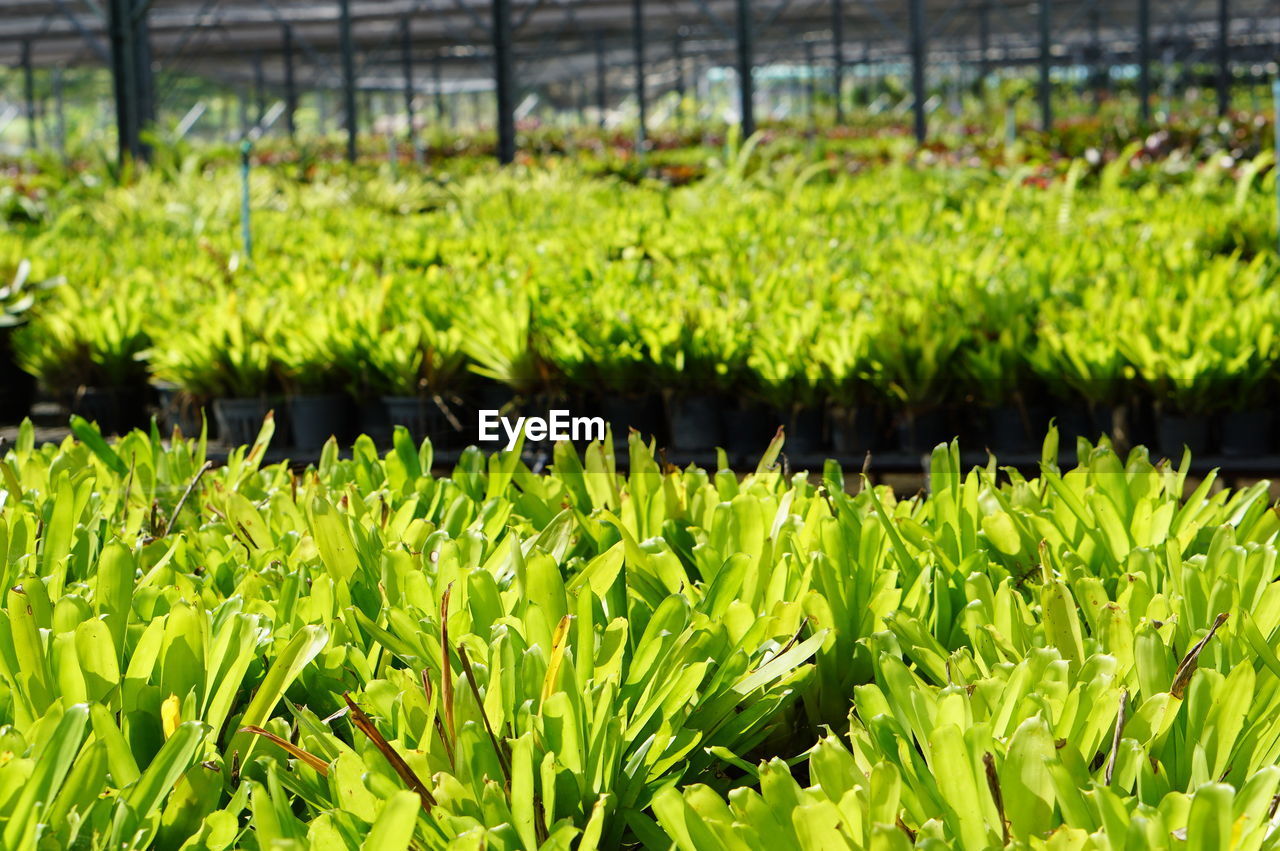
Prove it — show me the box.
[13,284,149,393]
[9,391,1280,848]
[147,297,283,399]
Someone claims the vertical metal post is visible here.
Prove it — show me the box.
[283,25,297,139]
[240,140,253,260]
[803,39,816,133]
[107,0,139,161]
[631,0,647,148]
[492,0,516,163]
[673,37,685,103]
[21,41,37,151]
[253,52,266,125]
[734,0,754,137]
[132,1,156,137]
[1038,0,1052,131]
[595,35,608,128]
[1273,79,1280,255]
[400,16,417,154]
[433,54,446,123]
[1088,6,1102,108]
[978,3,990,89]
[53,66,66,160]
[1217,0,1231,116]
[1137,0,1151,123]
[338,0,358,162]
[908,0,927,144]
[831,0,845,123]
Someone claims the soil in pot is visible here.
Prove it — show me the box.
[214,397,276,448]
[1156,413,1212,459]
[289,394,351,451]
[896,409,951,455]
[828,405,881,456]
[1219,409,1275,457]
[668,395,724,452]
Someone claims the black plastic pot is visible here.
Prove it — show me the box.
[982,404,1040,456]
[72,386,148,436]
[289,394,349,451]
[1054,405,1109,448]
[357,398,392,446]
[896,409,951,456]
[1219,410,1275,457]
[213,397,276,448]
[0,327,35,424]
[1156,413,1212,459]
[786,406,826,456]
[668,395,723,452]
[601,394,665,446]
[155,384,211,439]
[462,383,516,445]
[383,396,446,444]
[828,405,880,456]
[725,403,780,459]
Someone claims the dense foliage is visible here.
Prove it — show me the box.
[2,137,1278,447]
[0,421,1278,848]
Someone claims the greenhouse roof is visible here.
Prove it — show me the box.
[2,0,1275,92]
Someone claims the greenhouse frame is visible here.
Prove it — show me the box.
[2,0,1275,162]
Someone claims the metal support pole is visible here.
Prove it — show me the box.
[803,39,816,133]
[1137,0,1151,123]
[673,37,685,103]
[21,41,37,151]
[631,0,647,148]
[1088,7,1102,108]
[595,35,608,128]
[107,0,149,161]
[1038,0,1052,131]
[908,0,927,144]
[132,2,155,136]
[338,0,358,162]
[283,25,297,138]
[978,4,990,89]
[831,0,845,123]
[433,54,446,124]
[734,0,755,137]
[1273,79,1280,255]
[53,66,66,159]
[400,17,417,152]
[492,0,516,163]
[253,52,266,125]
[1218,0,1231,116]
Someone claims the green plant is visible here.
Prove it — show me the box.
[147,296,281,398]
[14,285,149,391]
